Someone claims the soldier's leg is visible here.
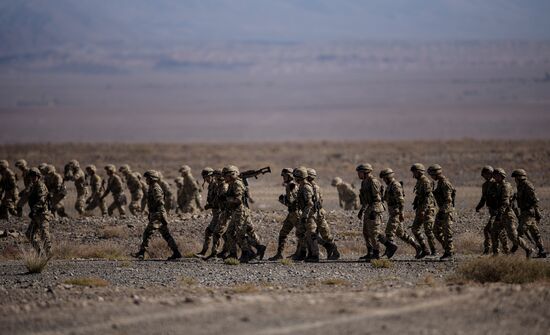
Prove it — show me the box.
[158,221,180,254]
[522,214,545,254]
[117,199,127,216]
[385,213,399,243]
[37,216,52,256]
[483,216,494,254]
[75,194,86,215]
[25,219,39,253]
[440,212,454,255]
[200,210,219,255]
[224,216,239,258]
[362,215,371,250]
[98,197,107,216]
[395,221,418,248]
[273,215,295,258]
[366,213,382,259]
[491,219,503,255]
[433,212,445,248]
[304,216,319,261]
[412,211,429,254]
[316,210,334,243]
[108,201,117,216]
[423,209,437,255]
[503,213,530,254]
[138,223,156,253]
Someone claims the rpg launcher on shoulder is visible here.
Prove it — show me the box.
[239,166,271,208]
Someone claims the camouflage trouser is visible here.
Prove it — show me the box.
[275,211,300,254]
[316,208,334,243]
[518,212,544,251]
[85,193,106,215]
[140,193,147,213]
[75,191,87,215]
[181,199,199,213]
[108,193,126,216]
[25,213,52,256]
[363,210,383,251]
[0,197,18,220]
[343,199,358,211]
[201,208,222,253]
[225,208,253,255]
[139,213,179,254]
[51,193,69,217]
[129,190,143,216]
[164,196,174,214]
[433,211,454,254]
[492,209,530,254]
[211,210,230,255]
[411,207,436,254]
[385,208,417,247]
[296,213,318,257]
[483,214,508,253]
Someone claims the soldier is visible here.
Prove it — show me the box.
[84,165,107,216]
[158,173,174,214]
[43,165,69,218]
[138,174,148,213]
[293,166,319,262]
[100,165,127,217]
[357,163,397,262]
[491,168,533,257]
[269,168,300,260]
[24,168,52,256]
[15,159,32,217]
[410,163,437,259]
[475,166,508,254]
[307,168,340,260]
[119,164,143,216]
[178,165,202,213]
[428,165,456,260]
[331,177,358,210]
[174,177,185,214]
[512,169,547,258]
[63,160,87,216]
[0,160,19,220]
[380,168,421,257]
[206,169,230,260]
[132,170,182,260]
[197,167,217,256]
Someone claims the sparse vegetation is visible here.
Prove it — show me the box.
[181,276,198,286]
[452,256,550,284]
[454,232,484,255]
[279,258,293,266]
[54,241,127,260]
[321,278,350,286]
[64,277,109,287]
[99,226,127,239]
[228,283,258,294]
[22,248,50,274]
[371,259,393,269]
[224,258,240,266]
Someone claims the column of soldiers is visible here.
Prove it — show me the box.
[1,158,547,261]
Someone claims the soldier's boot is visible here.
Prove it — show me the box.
[269,240,285,261]
[305,235,320,263]
[359,247,373,260]
[132,249,146,260]
[429,244,437,257]
[197,238,210,256]
[328,243,340,261]
[255,244,267,261]
[57,207,69,218]
[440,252,453,261]
[383,240,398,259]
[239,250,253,264]
[525,248,533,259]
[536,247,547,258]
[510,244,519,254]
[366,249,380,263]
[167,249,182,261]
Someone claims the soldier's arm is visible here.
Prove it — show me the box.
[301,187,315,219]
[441,181,454,212]
[101,179,112,199]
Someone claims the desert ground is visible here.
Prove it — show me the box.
[1,140,549,334]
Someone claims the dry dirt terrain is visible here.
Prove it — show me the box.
[1,140,549,335]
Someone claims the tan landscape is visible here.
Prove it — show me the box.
[1,140,549,334]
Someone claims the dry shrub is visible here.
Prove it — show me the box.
[99,226,127,239]
[279,258,293,266]
[371,259,393,269]
[454,232,484,255]
[224,257,240,265]
[145,238,172,259]
[181,276,198,286]
[453,256,550,284]
[419,274,436,287]
[64,277,109,287]
[22,248,50,274]
[321,278,350,286]
[54,241,127,260]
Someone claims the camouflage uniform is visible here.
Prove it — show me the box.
[174,177,185,213]
[198,168,216,255]
[381,171,419,252]
[491,169,532,257]
[15,159,32,216]
[513,169,546,257]
[358,168,385,259]
[476,167,509,254]
[101,166,126,217]
[158,176,174,214]
[294,167,319,262]
[85,165,106,215]
[64,161,87,215]
[208,173,230,258]
[0,161,19,220]
[43,166,69,218]
[410,164,437,257]
[429,165,455,258]
[24,168,52,256]
[332,177,358,210]
[178,165,202,213]
[134,170,181,260]
[120,165,143,216]
[138,176,148,213]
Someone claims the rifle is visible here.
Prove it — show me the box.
[239,166,271,208]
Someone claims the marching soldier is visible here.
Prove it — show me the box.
[410,163,437,259]
[293,167,319,262]
[428,164,456,260]
[0,160,19,220]
[84,165,107,216]
[101,165,127,217]
[307,168,340,260]
[24,168,52,257]
[357,163,397,262]
[63,160,87,216]
[491,168,533,257]
[178,165,202,213]
[380,168,421,257]
[158,173,174,214]
[206,169,230,259]
[475,166,509,254]
[269,168,300,261]
[331,177,358,210]
[197,167,217,256]
[132,170,182,260]
[174,177,185,214]
[512,169,546,258]
[15,159,32,217]
[43,165,69,218]
[119,164,143,216]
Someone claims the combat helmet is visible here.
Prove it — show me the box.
[201,167,214,178]
[379,168,394,178]
[481,165,494,175]
[68,160,80,168]
[356,163,373,172]
[410,163,426,172]
[86,165,97,173]
[44,165,56,174]
[15,159,28,169]
[222,165,240,176]
[104,164,116,173]
[427,164,443,176]
[292,167,308,180]
[143,170,161,181]
[493,168,506,178]
[27,167,41,178]
[331,177,342,186]
[307,168,317,179]
[0,160,9,169]
[281,168,293,177]
[511,169,527,179]
[38,163,49,174]
[179,165,191,174]
[119,164,131,173]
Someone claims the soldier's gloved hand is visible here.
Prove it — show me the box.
[278,194,285,204]
[357,208,364,220]
[475,204,482,213]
